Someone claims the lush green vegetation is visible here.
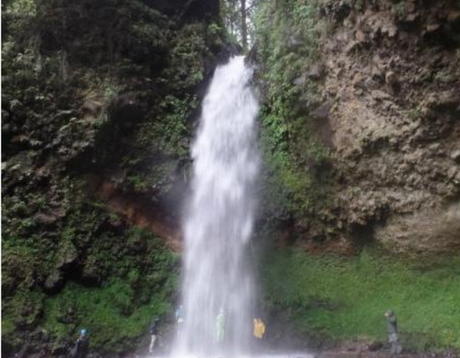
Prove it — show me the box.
[2,0,228,196]
[254,0,331,219]
[2,216,179,353]
[40,276,174,352]
[261,247,460,350]
[2,0,224,353]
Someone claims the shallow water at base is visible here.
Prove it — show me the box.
[149,353,314,358]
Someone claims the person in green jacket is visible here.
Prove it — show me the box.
[216,308,226,343]
[385,310,402,356]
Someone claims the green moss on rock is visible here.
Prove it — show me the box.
[255,0,331,220]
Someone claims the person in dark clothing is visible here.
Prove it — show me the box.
[149,318,159,354]
[73,329,89,358]
[385,310,402,356]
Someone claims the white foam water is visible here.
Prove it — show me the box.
[172,56,260,357]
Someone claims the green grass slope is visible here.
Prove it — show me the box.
[261,248,460,350]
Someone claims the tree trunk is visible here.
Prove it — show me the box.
[240,0,248,51]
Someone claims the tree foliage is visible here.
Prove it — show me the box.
[221,0,260,50]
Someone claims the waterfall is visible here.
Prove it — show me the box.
[173,56,260,357]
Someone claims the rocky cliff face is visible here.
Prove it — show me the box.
[257,0,460,255]
[321,0,460,254]
[2,0,230,355]
[254,2,460,348]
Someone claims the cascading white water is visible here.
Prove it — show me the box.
[173,56,260,357]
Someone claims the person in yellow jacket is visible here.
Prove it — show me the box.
[253,318,266,339]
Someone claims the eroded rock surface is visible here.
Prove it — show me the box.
[294,0,460,254]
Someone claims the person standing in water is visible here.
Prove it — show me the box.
[385,310,402,356]
[253,318,266,339]
[148,317,159,354]
[175,305,184,337]
[216,308,226,343]
[72,329,89,358]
